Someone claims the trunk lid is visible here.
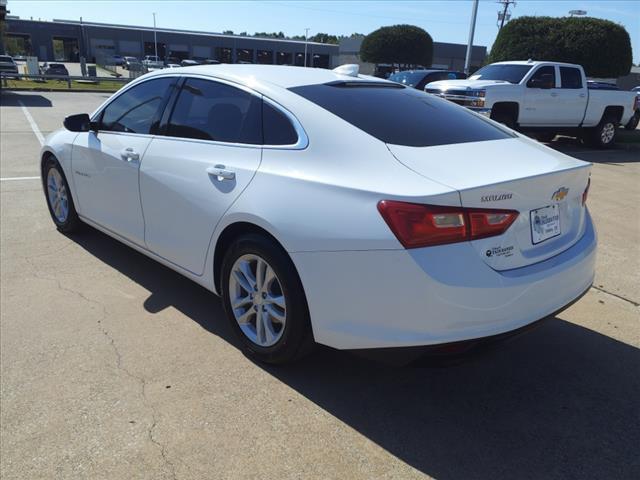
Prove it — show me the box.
[388,137,592,270]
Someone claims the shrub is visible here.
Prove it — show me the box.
[488,16,632,78]
[361,25,433,66]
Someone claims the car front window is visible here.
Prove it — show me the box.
[469,64,533,84]
[100,78,176,134]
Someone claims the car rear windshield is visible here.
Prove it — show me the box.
[289,82,513,147]
[0,56,15,62]
[469,64,532,84]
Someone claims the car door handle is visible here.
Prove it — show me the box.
[120,147,140,162]
[207,165,235,181]
[579,93,586,98]
[550,92,558,97]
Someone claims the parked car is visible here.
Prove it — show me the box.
[108,55,125,66]
[625,86,640,130]
[165,63,182,69]
[425,60,637,148]
[180,59,200,67]
[122,56,139,70]
[142,55,164,69]
[43,64,596,364]
[43,63,70,77]
[389,69,467,90]
[0,55,20,78]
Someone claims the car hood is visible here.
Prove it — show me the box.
[426,79,512,90]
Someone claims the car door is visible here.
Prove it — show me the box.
[521,65,559,126]
[72,77,177,246]
[139,76,263,275]
[554,66,588,125]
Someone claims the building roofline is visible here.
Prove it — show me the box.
[8,17,337,47]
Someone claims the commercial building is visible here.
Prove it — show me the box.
[338,37,487,75]
[2,17,338,68]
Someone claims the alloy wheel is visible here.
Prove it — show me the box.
[601,122,615,144]
[229,254,286,347]
[47,168,69,223]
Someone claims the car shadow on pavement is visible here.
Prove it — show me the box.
[69,226,640,480]
[548,135,640,164]
[0,91,53,107]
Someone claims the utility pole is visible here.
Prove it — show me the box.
[464,0,479,74]
[497,0,516,30]
[304,28,310,67]
[153,12,158,59]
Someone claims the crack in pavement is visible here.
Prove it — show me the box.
[591,285,640,307]
[21,256,178,480]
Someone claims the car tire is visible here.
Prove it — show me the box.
[221,234,315,364]
[586,116,617,149]
[624,111,639,131]
[43,156,82,233]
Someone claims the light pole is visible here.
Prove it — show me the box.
[304,28,309,67]
[464,0,479,74]
[153,12,158,59]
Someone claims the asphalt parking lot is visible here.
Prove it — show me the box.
[1,90,639,479]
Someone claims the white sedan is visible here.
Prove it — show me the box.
[40,64,596,364]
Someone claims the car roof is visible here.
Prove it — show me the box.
[490,60,582,68]
[142,64,395,89]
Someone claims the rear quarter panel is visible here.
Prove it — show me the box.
[583,90,635,126]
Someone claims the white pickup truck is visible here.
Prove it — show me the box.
[141,55,164,70]
[426,60,637,148]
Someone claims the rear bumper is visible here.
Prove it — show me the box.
[292,210,597,350]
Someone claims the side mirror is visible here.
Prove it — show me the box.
[63,113,95,132]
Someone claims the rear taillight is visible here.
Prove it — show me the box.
[582,178,590,205]
[377,200,519,249]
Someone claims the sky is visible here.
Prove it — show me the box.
[7,0,640,63]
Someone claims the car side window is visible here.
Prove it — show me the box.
[263,102,298,145]
[167,78,262,144]
[527,66,556,89]
[560,67,583,89]
[100,78,175,134]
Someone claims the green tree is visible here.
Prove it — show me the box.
[308,33,339,45]
[488,16,632,78]
[360,25,433,66]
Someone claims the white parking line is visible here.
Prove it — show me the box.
[18,100,45,146]
[0,176,41,182]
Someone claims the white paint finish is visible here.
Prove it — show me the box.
[72,131,150,246]
[292,212,596,349]
[42,65,599,350]
[18,100,45,146]
[140,137,262,275]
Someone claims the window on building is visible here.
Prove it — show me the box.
[167,78,262,144]
[294,52,309,66]
[100,78,176,134]
[5,34,32,57]
[215,47,233,63]
[257,50,273,64]
[312,54,330,69]
[276,52,292,65]
[236,48,254,63]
